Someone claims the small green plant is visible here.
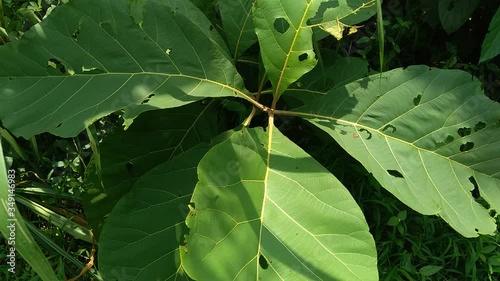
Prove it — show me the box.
[0,0,499,280]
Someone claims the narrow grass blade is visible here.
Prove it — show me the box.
[0,141,58,281]
[15,182,80,201]
[30,136,40,163]
[376,0,384,72]
[15,195,92,243]
[0,127,27,160]
[24,220,103,281]
[86,124,100,174]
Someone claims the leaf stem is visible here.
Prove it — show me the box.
[273,109,376,133]
[243,72,269,127]
[256,72,268,101]
[242,107,257,127]
[238,91,271,113]
[312,32,326,88]
[236,59,259,65]
[274,109,313,118]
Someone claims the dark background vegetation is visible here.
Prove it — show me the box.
[1,0,499,280]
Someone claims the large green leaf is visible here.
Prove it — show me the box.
[480,7,500,63]
[98,146,209,281]
[0,0,246,138]
[438,0,479,34]
[98,128,238,280]
[0,141,58,281]
[219,0,258,60]
[296,66,500,237]
[181,127,377,280]
[253,0,376,98]
[82,101,220,238]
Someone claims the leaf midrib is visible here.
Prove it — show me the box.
[256,115,274,280]
[168,100,216,161]
[275,2,313,96]
[3,73,251,133]
[3,72,247,97]
[232,0,255,61]
[289,111,499,182]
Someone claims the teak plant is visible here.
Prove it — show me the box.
[0,0,499,280]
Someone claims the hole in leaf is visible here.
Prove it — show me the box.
[188,202,196,217]
[298,53,308,62]
[259,255,269,269]
[48,58,67,74]
[81,66,104,74]
[56,123,62,128]
[359,129,372,140]
[387,170,404,178]
[457,127,472,137]
[490,209,497,218]
[474,121,486,132]
[413,94,422,106]
[382,124,397,133]
[460,142,474,152]
[469,177,480,199]
[141,94,155,104]
[72,25,81,40]
[166,48,172,55]
[308,1,340,25]
[469,176,490,209]
[273,17,290,34]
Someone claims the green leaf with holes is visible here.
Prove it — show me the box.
[98,146,211,281]
[181,127,377,280]
[438,0,480,34]
[253,0,376,97]
[297,66,500,237]
[480,7,500,63]
[97,126,238,280]
[82,101,220,238]
[219,0,258,60]
[0,0,246,139]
